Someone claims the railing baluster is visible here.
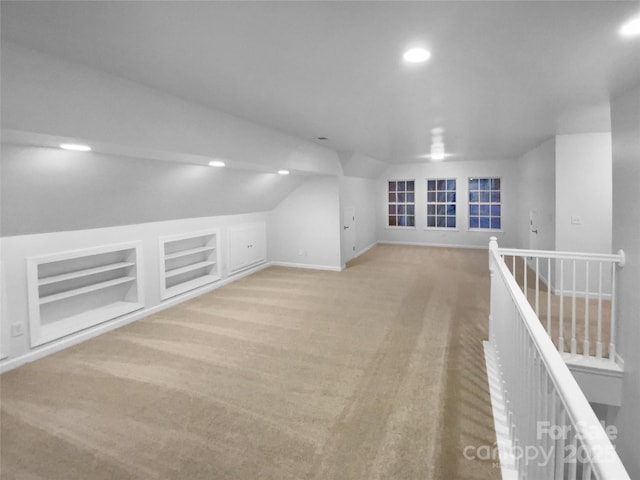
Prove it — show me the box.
[559,260,565,354]
[571,259,577,356]
[584,262,590,358]
[547,257,552,335]
[567,427,578,480]
[582,462,592,480]
[535,257,540,316]
[554,399,566,479]
[523,256,528,299]
[610,263,617,363]
[597,262,603,359]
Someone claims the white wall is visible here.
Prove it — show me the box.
[1,143,303,236]
[339,176,377,264]
[269,176,342,270]
[376,159,518,249]
[0,212,269,370]
[516,138,556,250]
[555,133,612,255]
[611,85,640,480]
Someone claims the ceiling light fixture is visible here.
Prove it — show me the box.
[403,48,431,63]
[208,160,225,167]
[619,16,640,37]
[317,136,328,141]
[59,143,92,152]
[278,169,290,175]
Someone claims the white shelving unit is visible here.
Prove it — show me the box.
[159,229,221,300]
[26,242,144,347]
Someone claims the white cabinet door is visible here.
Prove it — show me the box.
[228,227,249,273]
[246,224,266,266]
[228,223,266,274]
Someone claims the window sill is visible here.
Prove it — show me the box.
[424,228,460,232]
[467,228,504,233]
[385,226,417,230]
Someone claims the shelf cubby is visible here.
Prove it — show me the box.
[159,230,221,300]
[27,242,144,347]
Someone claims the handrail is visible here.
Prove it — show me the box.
[496,247,625,267]
[489,237,630,479]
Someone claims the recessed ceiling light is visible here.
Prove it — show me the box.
[620,16,640,37]
[59,143,91,151]
[278,170,290,175]
[403,48,431,63]
[208,160,225,167]
[317,136,328,140]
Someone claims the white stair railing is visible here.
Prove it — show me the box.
[495,245,625,363]
[488,237,630,480]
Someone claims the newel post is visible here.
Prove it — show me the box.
[488,237,498,342]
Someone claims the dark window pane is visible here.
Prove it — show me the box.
[427,192,435,202]
[447,216,456,228]
[480,178,490,190]
[407,192,415,203]
[491,205,501,216]
[407,204,415,215]
[469,178,479,190]
[388,205,396,214]
[389,181,397,192]
[480,191,490,202]
[427,216,435,227]
[427,180,436,191]
[437,205,445,215]
[406,180,415,191]
[480,217,490,228]
[492,178,501,190]
[389,216,396,226]
[447,192,456,202]
[389,192,395,202]
[407,216,415,227]
[491,217,501,229]
[398,215,407,227]
[398,181,406,191]
[437,191,446,202]
[470,216,479,228]
[397,192,405,202]
[437,216,445,228]
[437,179,446,190]
[447,179,456,190]
[491,191,501,203]
[398,205,406,214]
[427,204,435,215]
[447,204,456,215]
[469,191,479,202]
[470,204,479,215]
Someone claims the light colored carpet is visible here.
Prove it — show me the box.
[1,244,500,480]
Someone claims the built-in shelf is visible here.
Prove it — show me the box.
[159,230,221,300]
[164,246,216,261]
[27,242,144,347]
[39,276,136,305]
[39,262,135,285]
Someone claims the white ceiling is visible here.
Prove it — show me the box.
[2,1,639,164]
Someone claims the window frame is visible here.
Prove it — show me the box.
[387,179,416,228]
[467,176,502,231]
[425,177,458,230]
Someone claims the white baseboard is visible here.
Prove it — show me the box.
[268,261,343,272]
[0,262,271,374]
[353,241,378,259]
[377,240,487,250]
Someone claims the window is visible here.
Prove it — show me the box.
[426,178,456,228]
[469,177,501,229]
[388,180,415,227]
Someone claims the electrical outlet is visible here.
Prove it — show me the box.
[571,216,582,225]
[11,323,24,337]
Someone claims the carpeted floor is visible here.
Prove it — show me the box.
[0,244,500,480]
